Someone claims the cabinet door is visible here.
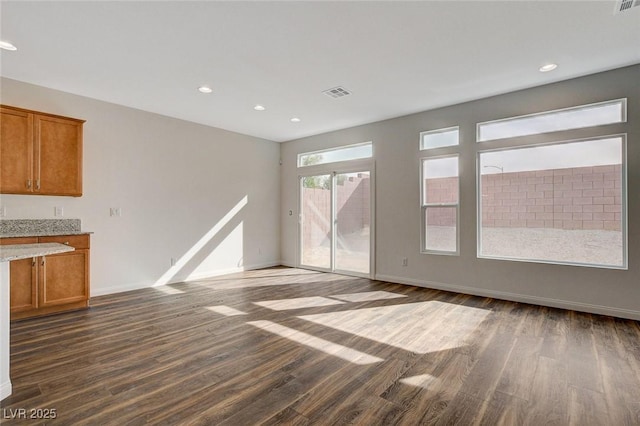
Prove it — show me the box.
[0,237,39,312]
[0,107,34,193]
[39,250,88,308]
[34,114,83,196]
[9,258,38,313]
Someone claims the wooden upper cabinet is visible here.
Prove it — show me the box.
[35,114,83,195]
[0,107,33,192]
[0,105,84,196]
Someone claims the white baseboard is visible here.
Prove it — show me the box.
[375,273,640,321]
[279,260,296,268]
[91,261,281,297]
[0,380,11,402]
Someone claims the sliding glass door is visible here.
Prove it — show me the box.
[299,167,373,277]
[300,174,332,269]
[334,171,370,274]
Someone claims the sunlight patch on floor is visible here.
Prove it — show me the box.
[189,269,353,291]
[192,279,302,291]
[152,286,185,295]
[248,320,383,365]
[238,268,320,278]
[400,374,440,389]
[205,305,247,316]
[298,301,489,354]
[330,291,407,303]
[254,296,345,311]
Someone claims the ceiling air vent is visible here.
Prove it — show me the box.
[322,86,352,99]
[614,0,640,14]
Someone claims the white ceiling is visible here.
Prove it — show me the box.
[1,1,639,142]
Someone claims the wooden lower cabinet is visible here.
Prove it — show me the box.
[10,257,38,313]
[0,234,90,320]
[40,249,89,308]
[0,237,38,314]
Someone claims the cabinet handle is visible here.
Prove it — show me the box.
[41,258,45,266]
[35,180,41,190]
[32,259,36,267]
[27,179,32,189]
[64,242,70,245]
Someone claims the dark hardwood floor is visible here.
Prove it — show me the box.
[2,267,639,425]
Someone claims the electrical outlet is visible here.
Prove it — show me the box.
[54,206,64,217]
[0,206,6,218]
[110,207,122,217]
[402,257,408,266]
[170,257,177,267]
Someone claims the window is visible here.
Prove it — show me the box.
[478,136,626,268]
[420,126,460,254]
[420,126,459,150]
[298,142,372,167]
[477,99,626,142]
[421,155,459,254]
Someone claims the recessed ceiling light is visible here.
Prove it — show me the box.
[0,41,17,51]
[290,117,301,123]
[254,105,266,111]
[198,86,213,94]
[539,63,558,72]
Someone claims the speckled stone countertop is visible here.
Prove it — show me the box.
[0,219,92,238]
[0,243,75,262]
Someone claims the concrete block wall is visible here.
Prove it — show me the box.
[425,164,622,231]
[425,177,459,226]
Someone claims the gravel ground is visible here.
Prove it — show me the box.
[305,227,624,270]
[302,231,370,273]
[480,227,623,266]
[427,226,623,266]
[302,245,370,273]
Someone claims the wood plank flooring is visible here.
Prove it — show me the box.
[1,267,639,425]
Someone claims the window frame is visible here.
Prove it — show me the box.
[476,98,627,142]
[476,134,628,270]
[297,142,373,168]
[420,126,460,150]
[420,153,460,256]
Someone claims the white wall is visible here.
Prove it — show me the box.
[281,65,640,320]
[1,78,281,295]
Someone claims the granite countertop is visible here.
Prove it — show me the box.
[1,230,93,238]
[0,219,92,238]
[0,243,75,262]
